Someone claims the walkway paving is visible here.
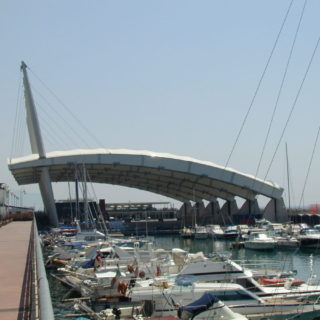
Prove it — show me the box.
[0,221,33,320]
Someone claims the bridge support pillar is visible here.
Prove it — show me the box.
[220,199,238,226]
[264,197,287,223]
[233,199,261,224]
[178,202,193,227]
[204,199,220,224]
[39,169,59,226]
[195,201,206,225]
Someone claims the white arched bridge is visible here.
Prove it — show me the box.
[9,149,283,202]
[8,62,287,226]
[8,148,286,225]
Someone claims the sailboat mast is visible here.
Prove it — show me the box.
[75,168,79,222]
[83,165,89,229]
[286,143,291,211]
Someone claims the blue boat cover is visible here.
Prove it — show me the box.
[82,258,95,269]
[64,242,88,247]
[71,242,88,247]
[178,293,219,318]
[59,226,77,230]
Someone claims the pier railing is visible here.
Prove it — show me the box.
[30,219,55,319]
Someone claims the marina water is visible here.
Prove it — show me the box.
[48,235,320,319]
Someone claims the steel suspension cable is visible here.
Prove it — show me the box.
[298,126,320,209]
[38,114,72,150]
[28,67,105,148]
[16,80,27,156]
[10,73,22,159]
[35,98,78,150]
[253,0,307,183]
[16,92,26,156]
[31,85,91,149]
[225,0,294,168]
[263,36,320,181]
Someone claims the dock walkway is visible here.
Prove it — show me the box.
[0,221,33,320]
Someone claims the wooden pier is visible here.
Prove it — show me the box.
[0,220,33,320]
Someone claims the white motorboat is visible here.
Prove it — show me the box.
[61,229,107,248]
[177,257,320,302]
[223,226,239,240]
[244,232,276,250]
[177,258,251,282]
[129,281,320,319]
[274,235,299,249]
[297,228,320,249]
[206,224,224,239]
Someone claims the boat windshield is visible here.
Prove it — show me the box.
[208,290,258,301]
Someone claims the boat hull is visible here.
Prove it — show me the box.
[276,240,299,249]
[244,241,275,250]
[223,233,239,240]
[232,305,320,320]
[299,238,320,249]
[194,233,209,240]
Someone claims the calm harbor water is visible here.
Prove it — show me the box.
[48,235,320,319]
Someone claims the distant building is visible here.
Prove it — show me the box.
[55,200,99,226]
[103,201,178,221]
[0,183,9,219]
[101,201,180,235]
[55,199,181,234]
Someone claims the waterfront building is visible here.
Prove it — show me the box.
[0,183,9,219]
[102,201,180,235]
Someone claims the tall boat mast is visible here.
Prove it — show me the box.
[20,61,59,226]
[285,143,291,212]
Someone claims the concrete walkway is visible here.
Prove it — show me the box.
[0,221,33,320]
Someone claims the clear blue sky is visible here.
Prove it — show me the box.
[1,0,320,210]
